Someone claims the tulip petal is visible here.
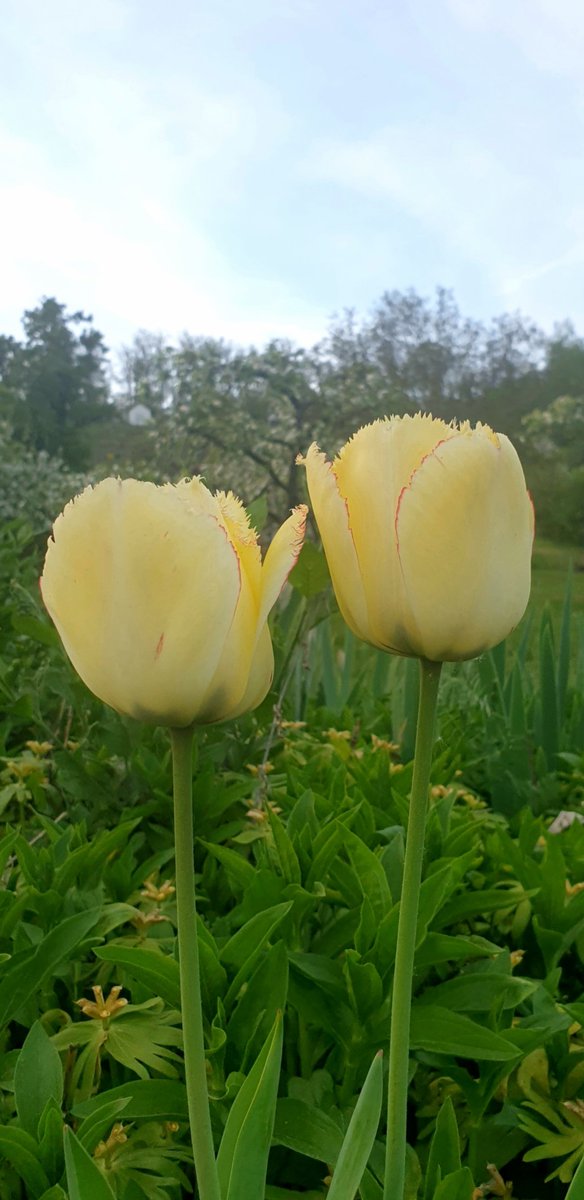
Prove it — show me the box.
[395,430,533,660]
[300,445,373,642]
[41,478,242,725]
[216,489,262,608]
[258,504,308,629]
[223,624,274,721]
[196,504,307,721]
[331,415,455,651]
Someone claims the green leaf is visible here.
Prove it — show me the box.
[221,902,293,969]
[417,971,538,1013]
[76,1097,132,1152]
[73,1079,188,1122]
[14,1020,64,1137]
[200,842,256,892]
[539,619,559,769]
[266,1191,323,1200]
[423,1097,461,1200]
[288,541,330,598]
[268,806,302,885]
[39,1188,68,1200]
[38,1099,65,1181]
[567,1150,584,1199]
[228,940,289,1063]
[0,908,101,1031]
[11,613,59,646]
[273,1098,342,1162]
[217,1012,283,1200]
[222,901,293,1008]
[410,1006,521,1061]
[327,1051,383,1200]
[63,1125,116,1200]
[343,829,392,924]
[199,937,228,1016]
[433,1166,475,1200]
[558,567,572,723]
[415,933,502,968]
[246,494,269,534]
[0,1126,51,1198]
[95,945,180,1007]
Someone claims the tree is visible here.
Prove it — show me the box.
[7,298,109,467]
[520,395,584,542]
[116,330,176,415]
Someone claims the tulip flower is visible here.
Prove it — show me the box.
[41,476,307,727]
[41,476,306,1200]
[300,413,534,663]
[300,412,533,1200]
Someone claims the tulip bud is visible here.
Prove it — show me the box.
[299,414,533,662]
[41,477,306,726]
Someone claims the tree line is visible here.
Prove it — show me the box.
[1,291,583,541]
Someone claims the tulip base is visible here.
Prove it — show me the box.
[384,658,442,1200]
[171,727,221,1200]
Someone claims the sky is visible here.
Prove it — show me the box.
[2,0,584,354]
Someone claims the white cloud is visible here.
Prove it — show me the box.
[306,124,526,279]
[447,0,584,78]
[0,3,325,349]
[305,119,584,328]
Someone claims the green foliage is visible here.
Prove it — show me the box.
[0,470,583,1196]
[521,395,584,543]
[0,298,108,468]
[0,426,90,535]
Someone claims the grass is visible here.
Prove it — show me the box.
[530,536,584,622]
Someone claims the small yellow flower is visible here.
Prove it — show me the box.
[564,1099,584,1122]
[76,985,128,1021]
[25,740,53,755]
[458,790,484,808]
[510,950,525,969]
[6,758,46,780]
[246,762,274,776]
[472,1163,513,1197]
[140,874,176,903]
[371,734,401,754]
[246,808,268,823]
[566,879,584,898]
[131,911,167,932]
[280,720,307,731]
[94,1123,128,1159]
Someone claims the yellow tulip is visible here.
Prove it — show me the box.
[299,413,534,662]
[41,477,307,726]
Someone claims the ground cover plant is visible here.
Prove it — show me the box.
[0,420,583,1199]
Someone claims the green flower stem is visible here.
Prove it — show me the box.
[171,727,221,1200]
[384,658,443,1200]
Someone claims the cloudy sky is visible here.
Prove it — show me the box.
[2,0,584,352]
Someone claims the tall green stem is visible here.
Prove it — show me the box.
[171,727,221,1200]
[384,658,442,1200]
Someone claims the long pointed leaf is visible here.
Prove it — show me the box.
[0,1127,51,1198]
[217,1012,283,1200]
[63,1126,116,1200]
[327,1051,383,1200]
[566,1151,584,1199]
[433,1166,475,1199]
[423,1096,461,1200]
[0,908,100,1031]
[558,566,573,723]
